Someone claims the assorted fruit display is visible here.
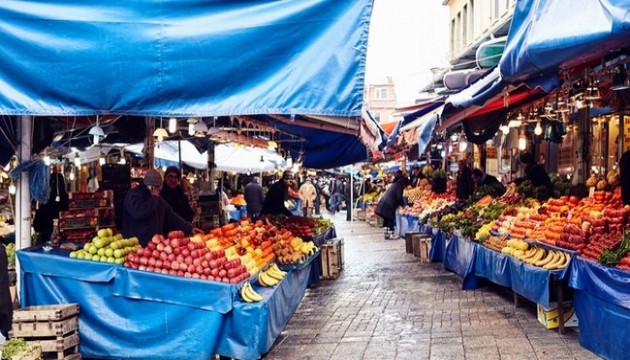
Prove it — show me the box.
[402,174,630,271]
[69,228,140,264]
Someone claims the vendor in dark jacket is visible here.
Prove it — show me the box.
[123,169,201,246]
[244,176,265,220]
[160,166,195,222]
[260,171,294,216]
[620,150,630,206]
[376,176,409,232]
[0,244,12,339]
[516,152,553,192]
[456,160,474,200]
[472,169,502,188]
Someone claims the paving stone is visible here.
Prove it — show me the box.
[261,214,587,360]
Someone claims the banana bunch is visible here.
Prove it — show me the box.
[299,241,318,256]
[515,246,571,270]
[475,223,493,241]
[240,282,263,302]
[257,263,287,287]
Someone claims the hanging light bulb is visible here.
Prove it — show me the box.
[118,157,127,165]
[534,121,543,136]
[89,116,105,145]
[458,139,468,153]
[74,154,81,167]
[43,155,51,166]
[168,117,177,134]
[187,117,197,136]
[8,183,16,195]
[500,125,510,135]
[518,133,527,151]
[153,128,168,143]
[450,133,459,142]
[99,156,106,166]
[69,171,75,181]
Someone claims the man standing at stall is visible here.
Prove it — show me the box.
[160,166,195,222]
[244,176,264,221]
[260,171,294,217]
[122,169,202,246]
[456,160,474,200]
[0,244,12,344]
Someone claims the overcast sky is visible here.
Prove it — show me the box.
[365,0,449,105]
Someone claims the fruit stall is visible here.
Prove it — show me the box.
[15,217,336,360]
[397,176,630,350]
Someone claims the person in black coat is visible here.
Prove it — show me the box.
[160,166,195,222]
[123,169,200,246]
[0,244,12,339]
[455,160,474,200]
[375,176,409,231]
[620,150,630,206]
[244,176,265,220]
[33,171,69,243]
[260,171,294,217]
[516,152,553,193]
[472,169,502,188]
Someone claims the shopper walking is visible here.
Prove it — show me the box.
[298,176,317,217]
[244,177,264,220]
[375,175,409,239]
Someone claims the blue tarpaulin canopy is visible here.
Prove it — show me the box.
[500,0,630,88]
[0,0,371,117]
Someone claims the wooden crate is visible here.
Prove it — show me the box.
[9,330,80,360]
[11,316,78,338]
[405,232,419,254]
[320,243,338,280]
[12,304,79,323]
[411,234,431,263]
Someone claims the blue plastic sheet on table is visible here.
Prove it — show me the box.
[429,230,445,262]
[229,207,247,222]
[396,213,407,237]
[217,262,313,360]
[475,245,512,288]
[569,256,630,309]
[17,250,224,360]
[573,289,630,360]
[508,256,571,308]
[403,214,420,233]
[443,234,479,289]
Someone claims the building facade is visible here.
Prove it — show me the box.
[364,76,398,124]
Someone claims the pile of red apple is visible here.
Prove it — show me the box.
[124,231,251,283]
[556,223,587,251]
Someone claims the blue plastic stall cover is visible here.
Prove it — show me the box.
[0,0,373,117]
[429,230,445,262]
[509,256,570,308]
[573,290,630,360]
[18,251,224,360]
[569,256,630,309]
[500,0,630,88]
[217,262,313,360]
[443,235,479,289]
[474,245,512,288]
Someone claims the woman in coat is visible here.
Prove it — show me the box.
[375,175,409,238]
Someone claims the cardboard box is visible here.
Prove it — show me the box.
[537,301,579,329]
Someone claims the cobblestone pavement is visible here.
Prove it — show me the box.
[264,213,601,360]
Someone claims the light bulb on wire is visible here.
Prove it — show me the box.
[518,134,527,151]
[8,184,16,195]
[534,121,543,136]
[69,171,75,181]
[43,155,51,166]
[168,118,177,134]
[74,155,81,167]
[99,157,106,166]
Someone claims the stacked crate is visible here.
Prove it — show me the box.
[320,238,345,280]
[60,191,115,243]
[10,304,81,360]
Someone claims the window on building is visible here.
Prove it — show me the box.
[463,5,468,47]
[457,11,461,52]
[375,88,388,99]
[451,18,456,58]
[494,0,500,19]
[372,112,381,122]
[470,0,475,42]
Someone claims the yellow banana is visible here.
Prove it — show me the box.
[265,268,285,281]
[543,251,563,270]
[270,263,287,275]
[524,248,543,264]
[240,284,253,302]
[258,271,278,286]
[257,272,270,286]
[534,249,554,266]
[244,283,263,302]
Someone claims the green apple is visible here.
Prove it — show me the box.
[69,251,77,258]
[77,252,86,260]
[129,237,139,245]
[107,257,115,263]
[83,242,92,250]
[97,229,108,238]
[94,238,104,249]
[88,245,98,255]
[113,249,123,258]
[105,248,114,257]
[92,254,100,261]
[98,248,106,256]
[110,241,119,250]
[99,256,108,262]
[115,258,124,264]
[106,228,113,237]
[114,233,123,240]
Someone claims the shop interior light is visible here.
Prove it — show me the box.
[518,133,527,151]
[286,157,293,168]
[534,121,543,136]
[8,183,16,195]
[89,125,105,145]
[611,64,630,91]
[507,120,522,128]
[500,125,510,135]
[450,133,459,142]
[193,120,208,137]
[153,127,168,143]
[207,116,220,136]
[168,117,177,134]
[118,157,127,165]
[458,137,468,153]
[99,156,106,166]
[267,140,278,150]
[43,155,51,166]
[73,154,81,167]
[187,118,197,136]
[69,170,75,181]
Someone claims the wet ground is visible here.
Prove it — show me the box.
[263,213,601,360]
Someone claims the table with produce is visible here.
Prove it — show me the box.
[398,175,630,352]
[16,216,333,360]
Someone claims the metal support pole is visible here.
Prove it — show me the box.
[16,115,33,299]
[178,139,182,175]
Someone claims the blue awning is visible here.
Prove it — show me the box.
[0,0,372,117]
[500,0,630,88]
